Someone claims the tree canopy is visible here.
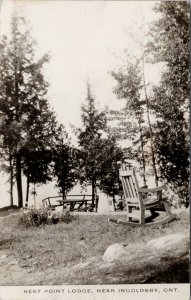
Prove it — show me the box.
[0,14,58,207]
[148,1,189,206]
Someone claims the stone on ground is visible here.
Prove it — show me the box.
[147,233,189,257]
[103,243,126,262]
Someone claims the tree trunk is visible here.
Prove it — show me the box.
[112,186,116,211]
[142,53,158,186]
[138,120,147,185]
[33,183,36,208]
[9,153,14,207]
[92,177,95,207]
[62,181,66,200]
[25,175,30,208]
[16,153,23,207]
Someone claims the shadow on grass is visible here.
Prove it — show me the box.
[145,258,189,283]
[0,206,20,217]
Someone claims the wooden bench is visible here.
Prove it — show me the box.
[42,195,99,212]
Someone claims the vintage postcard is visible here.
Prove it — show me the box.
[0,0,189,299]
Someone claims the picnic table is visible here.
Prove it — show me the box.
[42,195,99,212]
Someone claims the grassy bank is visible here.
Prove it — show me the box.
[0,208,189,285]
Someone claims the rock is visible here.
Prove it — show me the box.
[8,261,18,265]
[147,233,188,251]
[0,255,7,259]
[103,243,126,262]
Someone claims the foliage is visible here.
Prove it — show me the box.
[18,207,50,227]
[106,108,138,141]
[98,137,124,208]
[111,62,149,184]
[77,83,107,201]
[77,83,125,204]
[148,1,189,206]
[22,148,52,185]
[111,61,144,117]
[0,13,58,207]
[147,1,189,103]
[18,207,75,227]
[52,125,78,198]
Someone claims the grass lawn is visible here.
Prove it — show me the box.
[0,208,189,285]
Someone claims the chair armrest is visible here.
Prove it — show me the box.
[138,184,166,193]
[140,185,148,189]
[139,185,148,199]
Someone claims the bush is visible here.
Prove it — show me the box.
[163,187,184,208]
[18,207,75,227]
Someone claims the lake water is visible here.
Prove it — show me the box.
[0,173,115,212]
[0,170,154,211]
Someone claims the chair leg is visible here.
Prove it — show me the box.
[127,206,132,222]
[140,209,145,224]
[150,207,156,216]
[149,207,160,217]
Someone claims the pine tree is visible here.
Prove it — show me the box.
[0,13,57,207]
[77,83,107,206]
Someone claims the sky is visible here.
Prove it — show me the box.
[0,0,163,134]
[0,0,163,207]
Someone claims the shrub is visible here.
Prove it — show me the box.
[18,207,75,227]
[60,211,76,223]
[163,187,183,208]
[18,207,49,227]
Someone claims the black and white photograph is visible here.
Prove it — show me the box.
[0,0,189,299]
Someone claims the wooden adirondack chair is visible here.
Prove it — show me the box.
[108,165,177,226]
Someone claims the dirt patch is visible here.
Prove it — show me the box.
[0,250,28,285]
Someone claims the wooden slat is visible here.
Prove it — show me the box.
[128,176,136,198]
[125,177,132,197]
[57,199,92,204]
[122,177,130,198]
[126,177,133,197]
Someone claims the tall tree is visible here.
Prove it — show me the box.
[148,1,189,206]
[111,62,148,184]
[77,83,107,206]
[0,13,57,207]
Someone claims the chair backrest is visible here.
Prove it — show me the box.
[119,165,140,205]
